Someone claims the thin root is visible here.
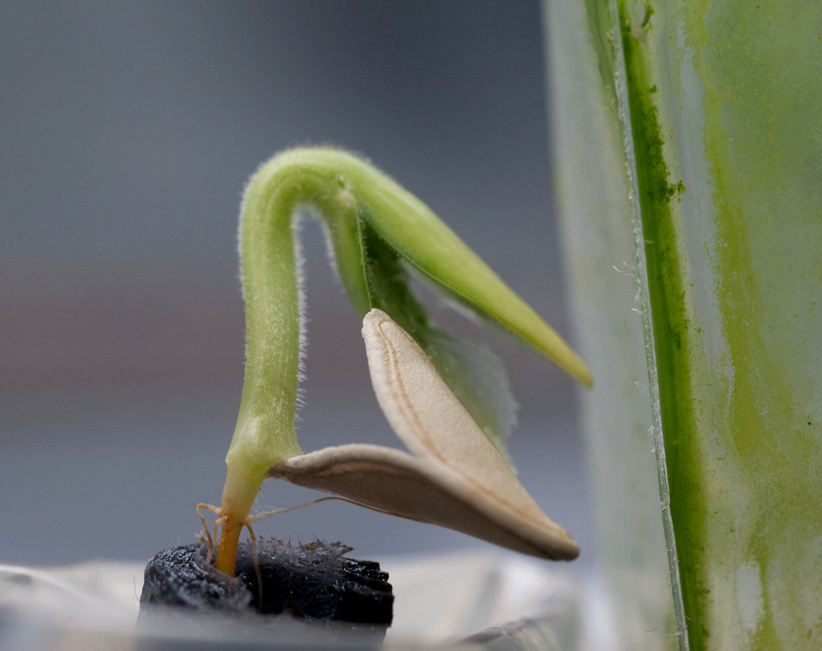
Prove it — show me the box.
[245,495,390,524]
[196,503,223,565]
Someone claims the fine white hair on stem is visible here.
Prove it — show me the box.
[311,206,343,287]
[291,211,308,414]
[237,182,310,416]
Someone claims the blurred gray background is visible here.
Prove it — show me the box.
[0,1,592,569]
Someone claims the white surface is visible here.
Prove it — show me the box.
[0,550,588,650]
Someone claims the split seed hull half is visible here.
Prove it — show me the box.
[270,309,579,562]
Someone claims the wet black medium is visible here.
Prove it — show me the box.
[140,539,393,625]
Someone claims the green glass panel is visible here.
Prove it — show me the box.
[545,0,822,648]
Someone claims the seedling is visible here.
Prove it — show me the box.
[199,147,592,577]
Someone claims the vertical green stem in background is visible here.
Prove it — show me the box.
[543,0,683,646]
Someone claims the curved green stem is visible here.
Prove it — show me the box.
[217,152,371,574]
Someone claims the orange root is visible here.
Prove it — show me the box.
[215,519,243,576]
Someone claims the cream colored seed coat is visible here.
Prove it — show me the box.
[270,309,579,561]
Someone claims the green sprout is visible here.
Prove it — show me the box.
[203,147,592,577]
